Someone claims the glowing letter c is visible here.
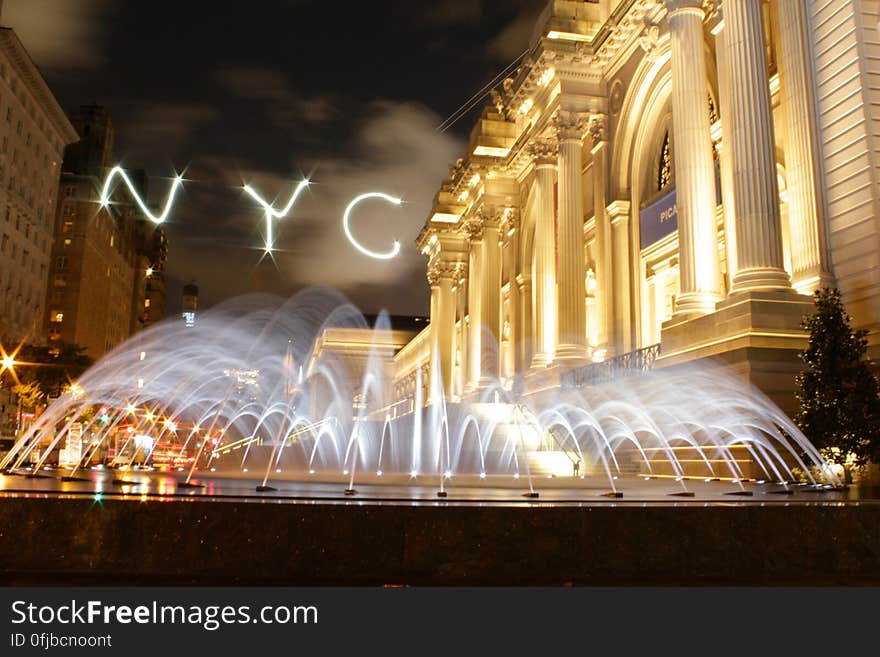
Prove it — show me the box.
[343,193,402,260]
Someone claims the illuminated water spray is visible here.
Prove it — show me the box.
[343,192,402,260]
[243,179,310,253]
[100,166,184,225]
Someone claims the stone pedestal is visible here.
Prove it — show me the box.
[659,291,813,415]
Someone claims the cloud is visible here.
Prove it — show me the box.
[420,1,484,27]
[488,3,545,62]
[2,0,111,70]
[117,102,221,162]
[164,101,464,316]
[215,65,338,130]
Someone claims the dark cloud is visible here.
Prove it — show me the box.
[161,101,463,316]
[3,0,112,70]
[4,0,544,316]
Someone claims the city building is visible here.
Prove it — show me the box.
[182,282,198,328]
[0,15,78,342]
[402,0,880,416]
[45,105,167,360]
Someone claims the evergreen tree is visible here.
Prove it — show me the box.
[795,288,880,467]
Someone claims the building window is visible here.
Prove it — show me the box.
[658,131,672,191]
[56,255,67,270]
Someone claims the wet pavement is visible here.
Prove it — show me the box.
[1,466,875,506]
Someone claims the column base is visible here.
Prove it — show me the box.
[792,272,835,296]
[554,343,590,363]
[731,267,792,294]
[674,291,722,317]
[658,289,813,415]
[530,352,555,369]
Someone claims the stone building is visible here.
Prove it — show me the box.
[0,21,77,342]
[45,106,167,360]
[408,0,880,415]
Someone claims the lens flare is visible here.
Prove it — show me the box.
[343,192,402,260]
[100,166,184,225]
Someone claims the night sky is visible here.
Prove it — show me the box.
[4,0,544,315]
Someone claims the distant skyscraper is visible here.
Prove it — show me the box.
[182,282,198,328]
[0,19,78,342]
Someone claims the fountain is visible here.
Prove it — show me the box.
[0,288,841,499]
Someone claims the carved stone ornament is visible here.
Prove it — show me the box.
[554,110,590,142]
[528,138,558,165]
[588,114,608,147]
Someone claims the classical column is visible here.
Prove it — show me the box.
[722,0,792,293]
[608,201,632,354]
[554,111,589,360]
[479,208,503,384]
[455,264,468,396]
[711,17,738,287]
[428,262,456,397]
[529,139,558,367]
[667,0,723,315]
[464,221,483,390]
[774,0,834,294]
[590,116,614,353]
[502,210,520,375]
[516,273,533,373]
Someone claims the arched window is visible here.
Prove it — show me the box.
[657,131,672,191]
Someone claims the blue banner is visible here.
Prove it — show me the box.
[639,188,678,250]
[639,161,722,250]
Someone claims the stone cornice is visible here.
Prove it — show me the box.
[0,28,78,145]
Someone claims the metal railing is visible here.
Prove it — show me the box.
[561,343,661,389]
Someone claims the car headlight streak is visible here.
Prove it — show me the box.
[100,166,184,225]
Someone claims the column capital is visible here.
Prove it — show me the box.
[462,217,483,242]
[428,260,460,287]
[500,207,519,237]
[665,0,706,18]
[528,138,558,167]
[554,110,590,143]
[588,114,609,150]
[607,200,631,224]
[476,204,506,229]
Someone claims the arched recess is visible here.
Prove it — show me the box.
[611,32,723,348]
[611,40,674,351]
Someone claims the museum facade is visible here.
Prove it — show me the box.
[375,0,878,415]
